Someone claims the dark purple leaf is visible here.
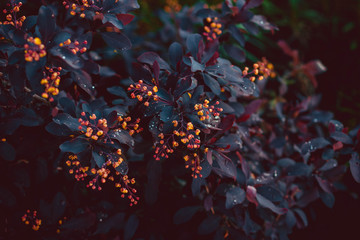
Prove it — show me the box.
[309,110,333,123]
[107,0,140,13]
[204,195,213,211]
[0,142,15,161]
[287,163,312,177]
[315,176,332,193]
[319,191,335,208]
[0,187,16,207]
[256,193,287,215]
[186,34,202,60]
[117,14,135,26]
[293,208,308,227]
[197,215,221,235]
[22,15,37,32]
[277,158,295,168]
[200,160,212,178]
[224,44,246,63]
[8,29,26,45]
[301,137,331,155]
[103,14,124,29]
[101,32,131,51]
[159,106,174,122]
[322,148,334,160]
[173,206,200,225]
[246,185,258,206]
[203,73,221,95]
[245,0,264,9]
[73,69,94,96]
[319,159,337,171]
[250,15,278,31]
[37,6,55,42]
[62,212,96,230]
[59,138,90,154]
[297,188,320,208]
[189,57,205,72]
[51,192,66,223]
[59,97,76,116]
[206,150,213,165]
[93,151,106,168]
[303,60,327,76]
[137,52,171,71]
[257,186,282,202]
[330,131,353,144]
[225,187,245,209]
[50,47,84,69]
[228,25,245,47]
[244,211,261,235]
[53,113,80,131]
[213,152,237,178]
[124,214,139,240]
[145,159,162,205]
[108,130,134,146]
[168,42,183,68]
[192,177,206,196]
[349,153,360,183]
[46,122,72,136]
[25,58,46,91]
[115,161,128,175]
[174,76,192,98]
[243,99,264,116]
[237,152,250,179]
[148,62,157,86]
[285,210,296,228]
[94,212,125,235]
[107,86,127,97]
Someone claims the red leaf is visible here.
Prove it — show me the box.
[206,150,213,165]
[246,185,258,206]
[277,40,299,64]
[333,141,343,151]
[117,14,135,26]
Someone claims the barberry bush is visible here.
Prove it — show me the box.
[0,0,359,239]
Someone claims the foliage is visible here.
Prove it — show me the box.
[0,0,359,239]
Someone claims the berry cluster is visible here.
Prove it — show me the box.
[78,112,141,142]
[242,57,276,81]
[0,1,26,28]
[128,80,159,107]
[40,67,62,101]
[59,38,87,55]
[203,17,222,41]
[67,154,89,181]
[62,0,93,18]
[24,37,46,62]
[164,0,182,13]
[67,153,139,206]
[56,217,67,234]
[62,0,120,18]
[154,120,202,161]
[21,210,42,231]
[183,152,203,178]
[194,99,223,122]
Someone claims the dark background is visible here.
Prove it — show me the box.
[259,0,360,239]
